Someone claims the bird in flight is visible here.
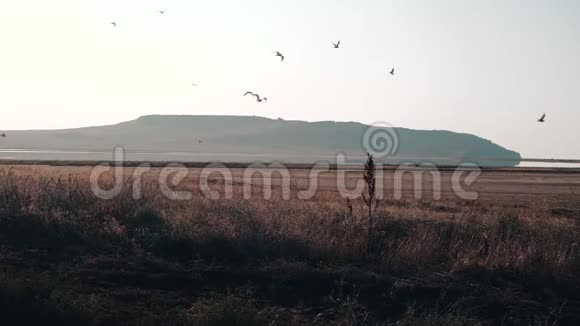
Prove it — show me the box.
[157,10,165,14]
[333,40,341,49]
[111,22,117,27]
[275,51,285,62]
[389,68,395,76]
[537,113,546,123]
[192,83,198,87]
[244,91,267,103]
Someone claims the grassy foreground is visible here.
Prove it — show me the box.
[0,166,579,325]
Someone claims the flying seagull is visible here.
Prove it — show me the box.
[389,68,395,76]
[192,83,198,87]
[244,91,267,103]
[157,10,165,14]
[333,40,341,49]
[537,113,546,123]
[275,51,285,62]
[111,22,116,27]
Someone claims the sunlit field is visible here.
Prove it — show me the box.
[1,165,579,325]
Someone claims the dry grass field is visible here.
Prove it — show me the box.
[1,164,579,325]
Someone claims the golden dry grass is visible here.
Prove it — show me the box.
[0,165,579,325]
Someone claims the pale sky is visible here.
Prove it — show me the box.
[1,0,579,158]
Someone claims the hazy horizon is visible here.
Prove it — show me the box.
[1,0,579,159]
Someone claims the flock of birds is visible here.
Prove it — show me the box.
[0,9,548,140]
[107,9,398,105]
[107,9,548,121]
[242,41,395,103]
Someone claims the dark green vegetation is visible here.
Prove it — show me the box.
[1,115,520,166]
[1,167,578,325]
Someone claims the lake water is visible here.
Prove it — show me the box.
[1,149,579,168]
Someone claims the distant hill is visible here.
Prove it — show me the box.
[1,115,521,166]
